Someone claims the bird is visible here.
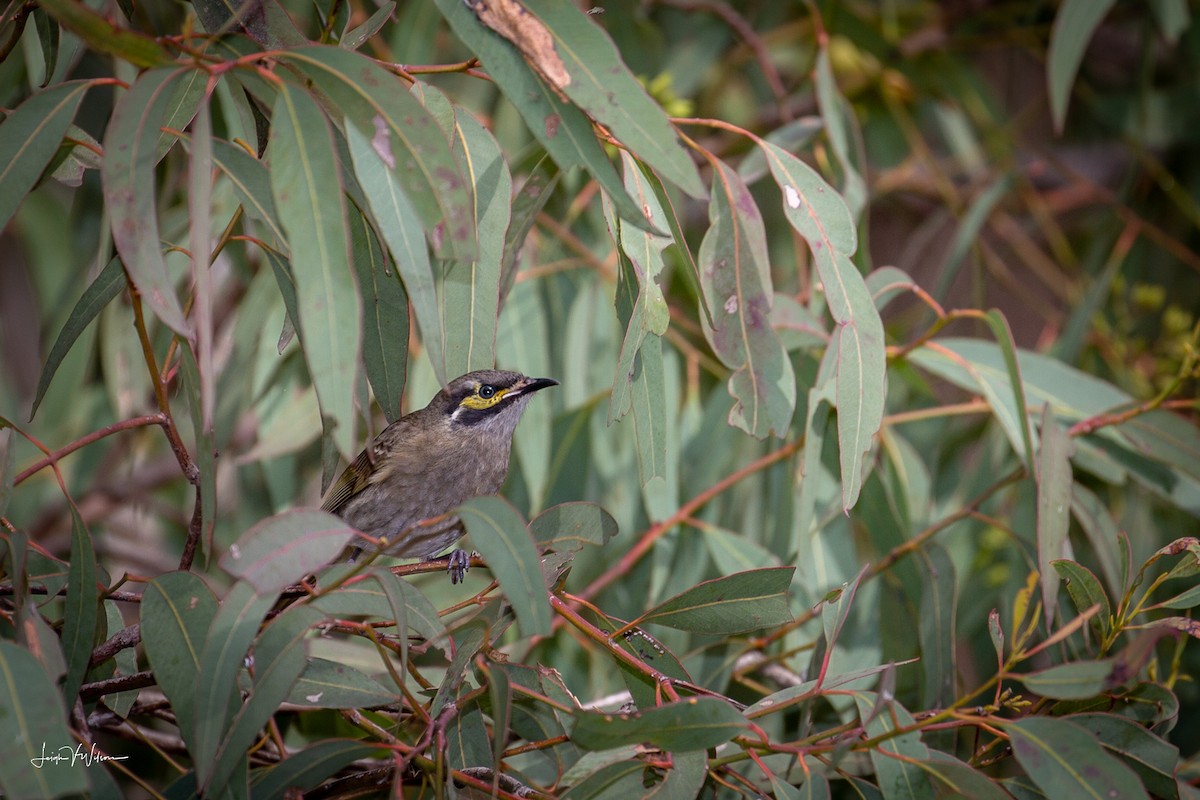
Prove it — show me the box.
[321,369,558,583]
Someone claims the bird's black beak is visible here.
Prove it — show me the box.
[514,376,559,396]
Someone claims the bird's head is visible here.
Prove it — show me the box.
[434,370,558,435]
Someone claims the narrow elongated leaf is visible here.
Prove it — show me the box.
[1020,659,1116,700]
[1071,712,1180,799]
[648,749,708,799]
[505,0,703,198]
[349,210,408,422]
[345,119,445,385]
[458,496,551,636]
[102,68,194,336]
[31,256,124,419]
[60,506,98,706]
[193,581,275,786]
[434,0,649,230]
[699,157,795,438]
[1006,716,1149,800]
[0,642,89,800]
[220,509,356,595]
[437,109,508,378]
[746,660,918,718]
[918,544,957,714]
[269,81,360,459]
[281,46,475,260]
[761,143,883,507]
[0,80,90,233]
[286,657,397,708]
[851,692,933,800]
[631,331,668,483]
[251,740,386,797]
[814,49,867,220]
[529,502,619,551]
[634,567,794,634]
[918,752,1012,800]
[1048,0,1119,132]
[572,697,746,752]
[141,571,219,750]
[206,606,321,796]
[1053,560,1112,640]
[212,138,285,244]
[37,0,172,66]
[1037,407,1075,627]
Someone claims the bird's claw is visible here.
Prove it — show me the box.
[446,549,471,584]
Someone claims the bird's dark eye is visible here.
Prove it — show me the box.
[478,384,496,399]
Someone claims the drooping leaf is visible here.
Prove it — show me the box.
[60,505,98,706]
[268,80,360,460]
[348,209,408,422]
[1006,716,1149,800]
[1037,407,1075,627]
[760,143,884,507]
[31,256,124,419]
[1048,0,1119,132]
[529,502,619,551]
[251,741,386,798]
[281,45,476,260]
[851,691,933,800]
[102,68,195,336]
[458,496,551,637]
[219,509,356,595]
[37,0,172,66]
[0,642,89,800]
[633,567,795,635]
[572,697,746,752]
[286,657,396,708]
[141,571,219,751]
[1019,660,1117,700]
[0,80,90,234]
[699,157,795,438]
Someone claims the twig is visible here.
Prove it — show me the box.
[14,414,166,486]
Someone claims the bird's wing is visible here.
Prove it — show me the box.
[320,419,409,515]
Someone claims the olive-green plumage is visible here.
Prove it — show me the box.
[321,370,557,581]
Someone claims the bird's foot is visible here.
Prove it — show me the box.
[445,549,473,584]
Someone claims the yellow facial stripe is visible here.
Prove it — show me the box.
[459,386,509,410]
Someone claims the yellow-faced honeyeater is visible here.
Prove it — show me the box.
[321,370,558,582]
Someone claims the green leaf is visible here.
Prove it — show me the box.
[220,509,356,595]
[60,505,98,706]
[512,0,704,198]
[206,605,321,797]
[529,501,619,551]
[918,544,957,713]
[0,641,89,800]
[433,0,649,231]
[1070,712,1180,799]
[1052,560,1112,640]
[699,157,795,438]
[560,759,650,800]
[30,255,124,419]
[917,752,1013,800]
[345,116,445,386]
[745,660,918,719]
[814,48,867,221]
[251,740,386,797]
[193,581,276,788]
[141,571,219,751]
[1020,660,1117,700]
[851,691,933,799]
[437,107,508,378]
[0,80,90,234]
[631,332,668,484]
[1037,407,1075,627]
[634,567,794,634]
[349,209,409,422]
[1048,0,1119,132]
[269,80,361,460]
[212,138,285,245]
[458,496,552,637]
[312,569,447,647]
[37,0,173,66]
[647,749,708,799]
[572,697,747,752]
[101,68,194,337]
[761,142,883,508]
[281,45,476,260]
[286,657,397,708]
[1006,716,1149,800]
